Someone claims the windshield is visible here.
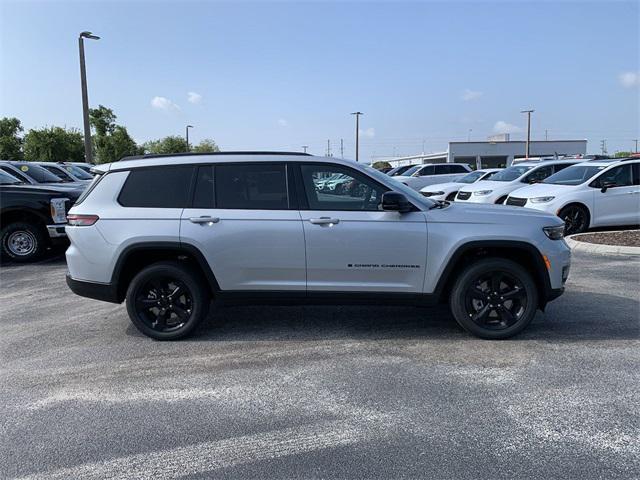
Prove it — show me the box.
[490,165,533,182]
[65,165,93,180]
[401,165,422,177]
[458,170,486,184]
[543,165,607,185]
[13,163,65,183]
[0,170,23,184]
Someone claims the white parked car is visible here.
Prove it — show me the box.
[506,158,640,234]
[455,159,583,205]
[419,168,502,201]
[394,163,472,191]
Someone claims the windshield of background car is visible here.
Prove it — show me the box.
[13,163,65,183]
[490,165,533,182]
[543,165,607,185]
[459,170,485,183]
[401,165,422,177]
[0,170,22,184]
[65,165,93,180]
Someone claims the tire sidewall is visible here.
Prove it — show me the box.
[559,205,589,235]
[449,258,539,340]
[1,222,46,263]
[125,262,208,340]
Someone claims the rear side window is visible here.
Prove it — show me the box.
[193,165,215,208]
[118,166,194,208]
[434,165,450,174]
[215,163,288,209]
[450,164,469,173]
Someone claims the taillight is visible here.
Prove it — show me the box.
[67,214,99,226]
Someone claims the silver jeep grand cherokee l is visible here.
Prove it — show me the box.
[65,152,571,340]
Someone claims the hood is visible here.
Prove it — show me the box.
[1,183,83,199]
[508,183,574,199]
[458,179,521,193]
[438,201,564,226]
[420,181,461,192]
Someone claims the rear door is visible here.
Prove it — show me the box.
[296,162,427,293]
[180,162,306,291]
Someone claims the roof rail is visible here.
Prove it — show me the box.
[118,151,312,162]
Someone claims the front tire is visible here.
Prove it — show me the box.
[558,204,589,235]
[125,261,209,340]
[1,222,47,263]
[449,258,539,339]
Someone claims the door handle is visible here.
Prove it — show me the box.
[189,216,220,224]
[309,217,340,225]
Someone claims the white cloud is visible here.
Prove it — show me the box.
[619,72,639,88]
[151,96,180,111]
[461,89,483,101]
[493,120,522,134]
[359,127,375,138]
[277,118,288,127]
[187,91,203,104]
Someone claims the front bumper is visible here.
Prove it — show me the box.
[66,274,120,303]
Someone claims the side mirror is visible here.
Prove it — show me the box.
[601,181,616,193]
[381,191,413,213]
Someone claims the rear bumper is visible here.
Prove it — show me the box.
[47,224,67,238]
[547,287,565,302]
[66,274,120,303]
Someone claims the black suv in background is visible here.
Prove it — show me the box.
[0,169,83,262]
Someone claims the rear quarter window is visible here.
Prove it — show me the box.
[118,166,195,208]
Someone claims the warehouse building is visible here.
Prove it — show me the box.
[383,137,587,169]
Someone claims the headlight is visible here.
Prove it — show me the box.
[543,225,565,240]
[530,196,555,203]
[50,198,68,224]
[473,190,493,196]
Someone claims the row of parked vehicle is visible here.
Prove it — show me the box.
[0,161,96,262]
[380,156,640,235]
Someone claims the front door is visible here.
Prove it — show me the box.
[592,164,640,227]
[296,163,428,293]
[180,163,306,291]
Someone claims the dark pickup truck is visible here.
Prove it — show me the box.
[0,170,85,262]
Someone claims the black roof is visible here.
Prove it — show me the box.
[119,151,311,162]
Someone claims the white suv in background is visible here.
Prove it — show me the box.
[65,152,571,341]
[506,158,640,234]
[455,159,583,204]
[394,163,472,191]
[419,168,501,201]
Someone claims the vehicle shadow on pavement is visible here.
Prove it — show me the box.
[123,289,639,343]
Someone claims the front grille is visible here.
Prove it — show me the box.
[506,196,527,207]
[457,191,471,200]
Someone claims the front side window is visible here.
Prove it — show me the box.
[401,165,421,177]
[215,163,288,209]
[118,166,194,208]
[490,165,533,182]
[523,165,554,184]
[415,165,434,176]
[590,164,634,188]
[300,164,387,211]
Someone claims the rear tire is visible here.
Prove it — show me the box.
[125,261,209,340]
[449,258,539,339]
[1,222,47,263]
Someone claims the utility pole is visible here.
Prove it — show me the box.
[326,139,332,157]
[351,112,363,162]
[467,129,472,142]
[302,145,308,154]
[521,109,534,158]
[545,129,548,141]
[185,125,193,150]
[422,139,425,154]
[79,31,100,164]
[340,138,344,158]
[634,139,638,153]
[600,140,607,155]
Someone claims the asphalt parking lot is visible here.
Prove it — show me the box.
[1,250,639,479]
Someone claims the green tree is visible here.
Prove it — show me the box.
[143,136,190,154]
[89,105,141,163]
[0,117,24,160]
[614,151,633,158]
[372,161,392,170]
[191,138,220,153]
[23,126,84,162]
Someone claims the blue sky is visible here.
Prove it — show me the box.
[1,0,638,161]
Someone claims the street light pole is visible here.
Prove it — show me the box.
[351,112,363,162]
[302,145,308,154]
[79,31,100,164]
[521,109,534,158]
[186,125,194,150]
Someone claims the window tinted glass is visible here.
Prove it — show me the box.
[215,163,288,209]
[118,166,194,208]
[434,165,450,174]
[402,165,421,176]
[300,164,387,211]
[553,163,574,173]
[417,165,434,176]
[42,165,74,181]
[1,166,29,182]
[459,170,485,183]
[523,165,554,183]
[544,165,605,185]
[450,165,469,173]
[0,170,21,184]
[192,166,215,208]
[13,163,64,183]
[591,165,633,188]
[491,165,533,182]
[65,165,93,179]
[633,163,640,186]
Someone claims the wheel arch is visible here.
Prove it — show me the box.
[111,241,220,302]
[557,201,592,228]
[433,240,552,309]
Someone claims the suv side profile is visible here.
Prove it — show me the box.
[66,153,571,341]
[394,163,473,191]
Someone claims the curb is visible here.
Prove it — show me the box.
[566,231,640,256]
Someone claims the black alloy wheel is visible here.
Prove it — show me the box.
[134,277,193,333]
[558,205,588,235]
